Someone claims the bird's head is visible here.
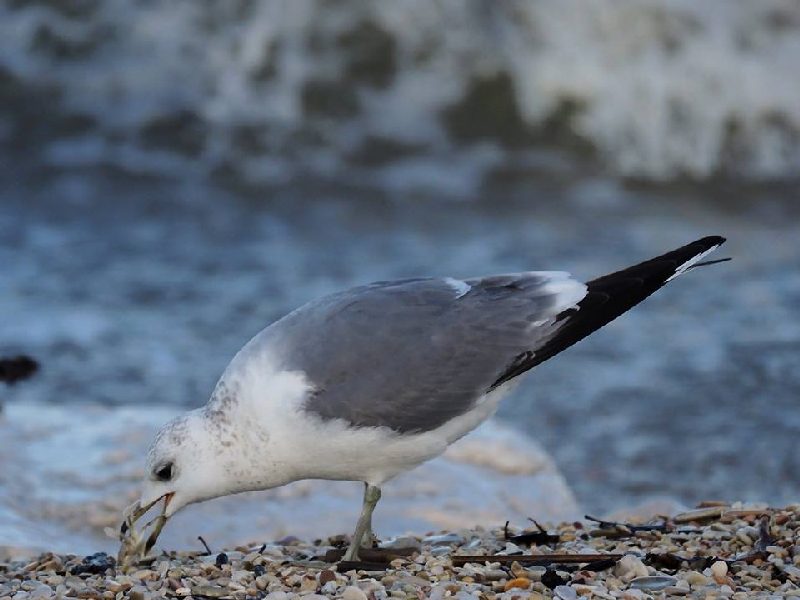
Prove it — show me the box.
[138,410,232,518]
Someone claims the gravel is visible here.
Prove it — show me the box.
[2,504,799,599]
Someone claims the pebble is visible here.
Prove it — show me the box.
[674,507,725,523]
[554,584,578,599]
[423,533,464,546]
[190,585,228,598]
[381,536,422,551]
[711,560,728,583]
[629,575,678,591]
[503,577,531,591]
[685,571,709,586]
[341,586,368,600]
[614,555,648,581]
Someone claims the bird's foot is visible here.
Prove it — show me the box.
[342,542,361,563]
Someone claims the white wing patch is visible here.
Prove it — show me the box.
[444,277,471,299]
[534,273,587,314]
[665,243,723,282]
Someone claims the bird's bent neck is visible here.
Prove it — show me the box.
[200,355,317,492]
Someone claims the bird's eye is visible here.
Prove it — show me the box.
[154,462,174,482]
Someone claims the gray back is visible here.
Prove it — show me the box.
[265,275,581,433]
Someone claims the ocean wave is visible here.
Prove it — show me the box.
[1,0,799,184]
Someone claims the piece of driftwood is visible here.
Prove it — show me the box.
[584,514,670,538]
[450,553,625,567]
[336,560,393,572]
[323,546,417,564]
[197,536,213,556]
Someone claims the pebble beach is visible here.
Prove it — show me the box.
[3,504,798,600]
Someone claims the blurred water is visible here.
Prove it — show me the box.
[1,1,799,552]
[2,1,800,184]
[2,166,799,518]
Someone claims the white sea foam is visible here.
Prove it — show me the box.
[1,1,799,183]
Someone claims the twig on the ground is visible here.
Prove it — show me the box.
[755,515,774,553]
[197,536,212,555]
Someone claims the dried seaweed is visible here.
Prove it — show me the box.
[504,520,560,545]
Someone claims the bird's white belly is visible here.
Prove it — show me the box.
[230,358,519,488]
[285,381,518,486]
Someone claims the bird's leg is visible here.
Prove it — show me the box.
[361,482,377,548]
[342,484,382,562]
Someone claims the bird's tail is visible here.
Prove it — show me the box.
[522,236,727,369]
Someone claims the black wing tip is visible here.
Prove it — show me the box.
[487,236,728,391]
[694,235,726,249]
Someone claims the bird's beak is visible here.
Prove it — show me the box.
[132,491,175,520]
[162,492,175,516]
[118,491,175,567]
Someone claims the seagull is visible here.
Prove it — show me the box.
[133,236,726,561]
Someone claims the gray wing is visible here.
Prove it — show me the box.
[271,273,586,433]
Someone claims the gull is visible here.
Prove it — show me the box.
[133,236,726,561]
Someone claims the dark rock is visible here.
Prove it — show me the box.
[70,552,115,576]
[541,568,567,590]
[318,569,336,585]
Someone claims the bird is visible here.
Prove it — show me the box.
[134,236,726,561]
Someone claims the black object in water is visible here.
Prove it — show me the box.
[0,355,39,385]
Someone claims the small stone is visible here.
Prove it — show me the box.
[541,569,568,589]
[614,555,649,581]
[318,570,336,585]
[174,588,191,597]
[673,507,724,524]
[526,566,547,581]
[685,571,709,586]
[630,576,678,591]
[190,585,229,598]
[263,593,288,600]
[128,586,147,600]
[341,586,368,600]
[503,578,531,591]
[380,537,422,551]
[396,575,429,588]
[299,576,317,592]
[554,585,578,599]
[70,553,115,576]
[215,553,229,567]
[784,565,800,581]
[423,533,463,546]
[711,560,729,584]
